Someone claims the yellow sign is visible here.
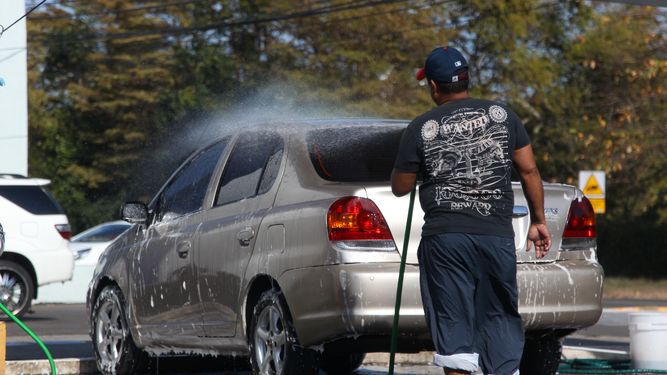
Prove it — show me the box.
[579,170,606,214]
[583,174,604,196]
[589,198,606,214]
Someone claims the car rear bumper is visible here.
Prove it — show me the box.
[279,259,603,349]
[279,263,430,350]
[517,260,604,330]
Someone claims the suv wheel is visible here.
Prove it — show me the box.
[249,288,318,375]
[92,285,149,375]
[0,260,34,319]
[520,333,563,375]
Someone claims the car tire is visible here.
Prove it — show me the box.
[320,351,366,374]
[91,285,149,375]
[0,260,34,319]
[249,288,319,375]
[520,333,563,375]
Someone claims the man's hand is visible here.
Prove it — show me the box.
[527,223,552,258]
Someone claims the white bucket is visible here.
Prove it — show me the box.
[629,312,667,370]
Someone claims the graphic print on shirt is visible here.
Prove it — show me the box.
[422,105,511,216]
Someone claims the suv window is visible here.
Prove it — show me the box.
[157,139,228,221]
[0,186,65,215]
[216,132,284,206]
[308,126,403,182]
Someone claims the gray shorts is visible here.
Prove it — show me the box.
[418,233,523,375]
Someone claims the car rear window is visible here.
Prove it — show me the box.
[0,186,65,215]
[307,126,404,182]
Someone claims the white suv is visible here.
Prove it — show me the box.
[0,174,74,317]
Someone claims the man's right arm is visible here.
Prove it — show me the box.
[392,123,420,197]
[391,170,417,197]
[513,144,552,258]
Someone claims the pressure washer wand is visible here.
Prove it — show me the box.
[0,303,57,374]
[388,187,417,375]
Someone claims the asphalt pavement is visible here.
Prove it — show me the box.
[4,299,667,374]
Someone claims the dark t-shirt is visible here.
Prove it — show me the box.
[394,97,530,238]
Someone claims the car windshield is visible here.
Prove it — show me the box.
[307,125,404,182]
[71,223,131,243]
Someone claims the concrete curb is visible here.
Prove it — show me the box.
[363,347,630,366]
[364,351,435,366]
[6,357,98,375]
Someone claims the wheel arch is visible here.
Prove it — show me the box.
[0,252,38,299]
[244,274,290,338]
[89,276,119,309]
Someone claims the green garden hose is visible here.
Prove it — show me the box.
[389,187,417,375]
[559,359,667,374]
[0,303,57,375]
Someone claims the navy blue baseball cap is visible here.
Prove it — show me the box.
[416,46,469,83]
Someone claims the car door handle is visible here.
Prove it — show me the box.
[512,206,529,218]
[237,227,255,247]
[177,241,191,259]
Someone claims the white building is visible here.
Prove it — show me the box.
[0,0,29,176]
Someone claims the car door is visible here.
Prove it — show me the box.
[197,131,284,337]
[131,140,228,342]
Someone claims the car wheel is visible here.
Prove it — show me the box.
[320,351,366,374]
[92,285,149,375]
[249,288,319,375]
[520,333,563,375]
[0,260,34,319]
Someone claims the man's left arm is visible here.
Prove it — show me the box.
[513,144,552,258]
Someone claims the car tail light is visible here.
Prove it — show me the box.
[328,197,395,251]
[55,224,72,240]
[562,196,596,250]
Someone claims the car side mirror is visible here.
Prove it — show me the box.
[121,202,149,225]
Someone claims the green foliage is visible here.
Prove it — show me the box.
[25,0,666,276]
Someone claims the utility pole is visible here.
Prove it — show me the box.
[0,0,29,176]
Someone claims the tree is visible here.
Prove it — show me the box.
[26,0,666,275]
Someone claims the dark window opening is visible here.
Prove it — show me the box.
[307,126,404,182]
[157,139,228,221]
[216,132,284,206]
[0,186,65,215]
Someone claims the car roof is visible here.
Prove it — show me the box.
[0,174,50,186]
[197,118,409,150]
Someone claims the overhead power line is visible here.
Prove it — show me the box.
[30,0,407,42]
[29,0,212,20]
[0,0,48,39]
[0,48,26,64]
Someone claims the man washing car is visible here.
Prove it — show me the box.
[391,46,552,375]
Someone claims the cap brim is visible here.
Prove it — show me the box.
[415,68,426,81]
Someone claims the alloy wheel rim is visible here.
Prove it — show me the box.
[254,305,287,375]
[0,271,24,313]
[95,297,125,368]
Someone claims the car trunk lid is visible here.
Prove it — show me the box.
[365,182,577,264]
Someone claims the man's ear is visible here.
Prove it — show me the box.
[429,79,438,94]
[428,80,440,96]
[429,79,441,102]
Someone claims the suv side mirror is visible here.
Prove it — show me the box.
[121,202,149,225]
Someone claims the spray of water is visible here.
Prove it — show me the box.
[127,81,367,203]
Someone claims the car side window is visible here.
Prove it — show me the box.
[216,132,283,206]
[157,140,228,222]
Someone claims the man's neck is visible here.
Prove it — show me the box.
[436,91,470,105]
